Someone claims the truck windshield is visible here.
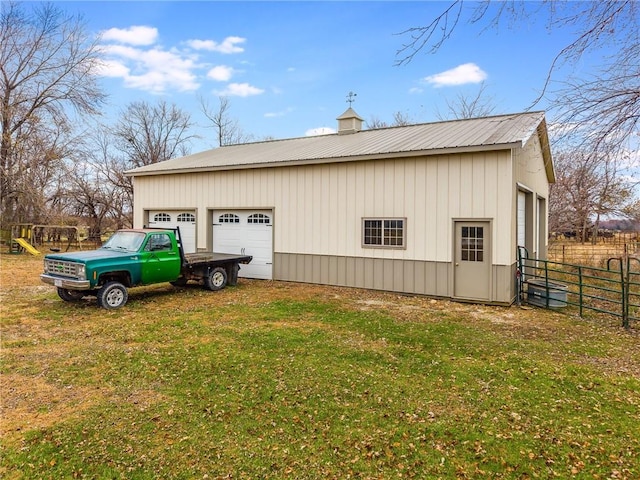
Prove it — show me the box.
[102,231,146,252]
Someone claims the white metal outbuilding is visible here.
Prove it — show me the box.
[126,110,554,304]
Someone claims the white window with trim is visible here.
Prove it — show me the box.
[154,213,171,222]
[362,218,406,248]
[177,213,195,222]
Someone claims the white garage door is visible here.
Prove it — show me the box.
[517,191,526,248]
[212,210,273,280]
[148,211,196,253]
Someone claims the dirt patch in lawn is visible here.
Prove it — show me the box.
[0,374,110,444]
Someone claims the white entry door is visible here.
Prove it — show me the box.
[148,211,197,253]
[212,210,273,280]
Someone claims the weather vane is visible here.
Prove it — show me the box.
[346,91,357,107]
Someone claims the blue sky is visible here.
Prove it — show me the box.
[63,1,585,151]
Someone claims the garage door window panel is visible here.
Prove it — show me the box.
[154,213,171,222]
[219,214,240,224]
[248,213,271,224]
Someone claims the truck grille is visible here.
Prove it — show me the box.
[45,260,82,278]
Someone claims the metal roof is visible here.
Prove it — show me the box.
[126,111,553,181]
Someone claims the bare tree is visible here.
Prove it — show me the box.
[200,95,254,147]
[63,159,114,243]
[83,128,133,229]
[392,111,414,126]
[396,1,639,150]
[366,111,415,129]
[5,119,74,225]
[554,50,640,154]
[549,148,634,242]
[366,116,388,129]
[0,2,106,226]
[436,82,496,120]
[113,100,194,168]
[106,100,195,220]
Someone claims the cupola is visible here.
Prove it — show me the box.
[336,107,364,135]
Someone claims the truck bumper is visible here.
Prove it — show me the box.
[40,274,91,290]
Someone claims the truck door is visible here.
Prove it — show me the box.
[141,233,181,284]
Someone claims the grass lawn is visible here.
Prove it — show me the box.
[1,253,639,479]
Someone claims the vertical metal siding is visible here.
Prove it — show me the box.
[271,254,521,302]
[134,150,515,268]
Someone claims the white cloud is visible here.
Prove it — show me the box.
[187,36,246,54]
[215,82,264,97]
[264,107,294,118]
[99,27,253,94]
[100,44,200,93]
[217,36,246,54]
[207,65,235,82]
[187,39,216,50]
[94,59,130,78]
[424,63,487,87]
[409,87,423,94]
[306,127,335,136]
[101,44,144,60]
[101,26,158,46]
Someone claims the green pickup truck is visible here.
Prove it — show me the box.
[40,228,252,309]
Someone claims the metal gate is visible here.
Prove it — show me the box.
[517,247,640,329]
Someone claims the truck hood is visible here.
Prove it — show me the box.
[45,249,138,263]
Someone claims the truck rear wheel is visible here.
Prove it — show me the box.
[57,288,86,302]
[97,281,128,309]
[205,267,227,291]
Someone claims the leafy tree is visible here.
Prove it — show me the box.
[0,1,106,227]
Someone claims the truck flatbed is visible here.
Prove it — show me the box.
[184,252,253,265]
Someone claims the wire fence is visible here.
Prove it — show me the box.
[548,241,640,267]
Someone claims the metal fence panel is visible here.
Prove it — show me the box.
[517,248,638,329]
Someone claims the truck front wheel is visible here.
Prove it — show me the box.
[205,267,227,291]
[57,288,86,302]
[97,281,129,309]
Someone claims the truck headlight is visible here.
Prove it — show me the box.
[77,264,86,280]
